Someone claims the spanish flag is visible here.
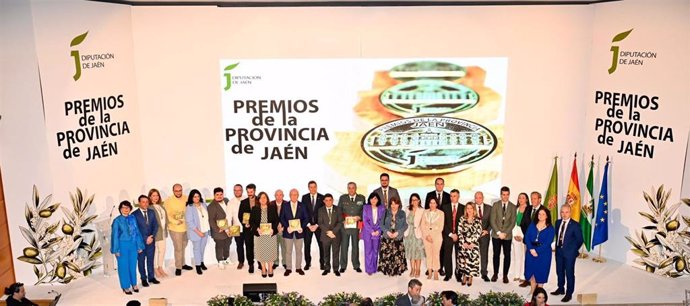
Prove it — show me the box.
[567,154,582,222]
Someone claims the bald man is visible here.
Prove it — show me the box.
[280,189,309,276]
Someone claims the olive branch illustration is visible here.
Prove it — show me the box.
[17,186,102,284]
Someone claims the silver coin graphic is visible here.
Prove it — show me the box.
[379,80,480,117]
[389,61,466,82]
[361,116,497,174]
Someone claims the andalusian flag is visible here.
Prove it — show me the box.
[592,159,610,248]
[544,157,559,227]
[582,156,595,251]
[567,154,582,222]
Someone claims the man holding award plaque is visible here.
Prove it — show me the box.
[239,184,258,273]
[228,184,245,269]
[207,187,232,270]
[164,184,193,276]
[271,190,288,270]
[280,189,309,276]
[338,182,365,273]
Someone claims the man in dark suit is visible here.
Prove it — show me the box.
[132,195,159,286]
[372,173,400,209]
[552,204,584,303]
[207,187,232,270]
[442,189,464,281]
[317,193,344,276]
[302,180,325,271]
[425,177,451,276]
[519,191,549,287]
[489,186,516,284]
[394,278,424,306]
[474,191,492,282]
[238,183,257,273]
[280,189,309,276]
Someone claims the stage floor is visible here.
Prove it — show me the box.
[23,245,689,306]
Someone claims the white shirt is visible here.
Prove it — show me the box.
[290,201,298,217]
[152,204,167,234]
[372,206,378,224]
[559,218,571,244]
[228,196,245,232]
[197,205,210,233]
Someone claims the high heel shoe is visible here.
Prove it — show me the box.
[132,286,139,293]
[426,270,432,280]
[461,275,466,285]
[123,289,132,295]
[433,271,439,280]
[467,276,473,286]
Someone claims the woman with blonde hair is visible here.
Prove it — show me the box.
[148,188,168,278]
[457,202,482,286]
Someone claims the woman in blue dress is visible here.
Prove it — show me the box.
[111,200,144,295]
[524,206,555,297]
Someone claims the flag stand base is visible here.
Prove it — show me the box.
[577,252,589,259]
[592,256,607,263]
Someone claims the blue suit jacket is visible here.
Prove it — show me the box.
[186,203,209,241]
[280,201,309,239]
[132,208,158,244]
[555,219,584,258]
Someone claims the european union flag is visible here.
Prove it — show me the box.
[592,161,609,248]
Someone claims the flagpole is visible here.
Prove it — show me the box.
[592,156,610,263]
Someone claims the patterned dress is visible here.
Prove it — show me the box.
[457,216,482,277]
[378,211,407,276]
[254,207,277,262]
[404,210,425,260]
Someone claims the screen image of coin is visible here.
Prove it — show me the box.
[322,131,501,192]
[388,61,467,82]
[379,80,480,117]
[360,116,499,174]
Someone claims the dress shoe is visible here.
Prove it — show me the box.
[503,276,509,284]
[482,275,490,282]
[283,264,287,269]
[200,262,208,270]
[443,276,451,281]
[354,268,362,273]
[561,295,572,303]
[439,269,445,276]
[339,268,346,273]
[237,263,244,269]
[150,279,160,285]
[123,289,132,295]
[182,265,193,270]
[175,269,182,276]
[491,274,498,282]
[551,289,565,296]
[519,280,529,287]
[296,269,305,275]
[141,280,149,287]
[196,266,203,275]
[334,271,341,277]
[248,266,255,274]
[132,287,139,293]
[304,264,311,271]
[322,270,330,276]
[272,264,279,270]
[268,273,274,277]
[284,270,292,276]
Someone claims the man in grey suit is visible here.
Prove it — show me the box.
[474,191,492,282]
[489,186,516,284]
[318,193,344,276]
[338,182,365,273]
[394,278,424,306]
[373,173,400,209]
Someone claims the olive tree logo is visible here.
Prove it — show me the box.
[70,31,88,81]
[608,29,633,74]
[223,62,240,91]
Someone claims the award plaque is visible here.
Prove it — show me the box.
[242,213,250,225]
[228,225,241,237]
[216,219,229,230]
[344,216,357,229]
[173,211,185,221]
[259,223,272,236]
[288,219,301,231]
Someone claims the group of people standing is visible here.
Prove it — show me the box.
[110,174,584,303]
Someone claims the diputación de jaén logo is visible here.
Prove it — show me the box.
[70,31,88,81]
[608,29,633,74]
[223,62,240,91]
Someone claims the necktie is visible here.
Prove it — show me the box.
[351,197,354,202]
[559,221,567,247]
[531,207,536,219]
[452,204,457,233]
[312,195,316,208]
[327,208,332,223]
[383,189,388,206]
[143,210,148,224]
[478,205,483,219]
[437,192,441,205]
